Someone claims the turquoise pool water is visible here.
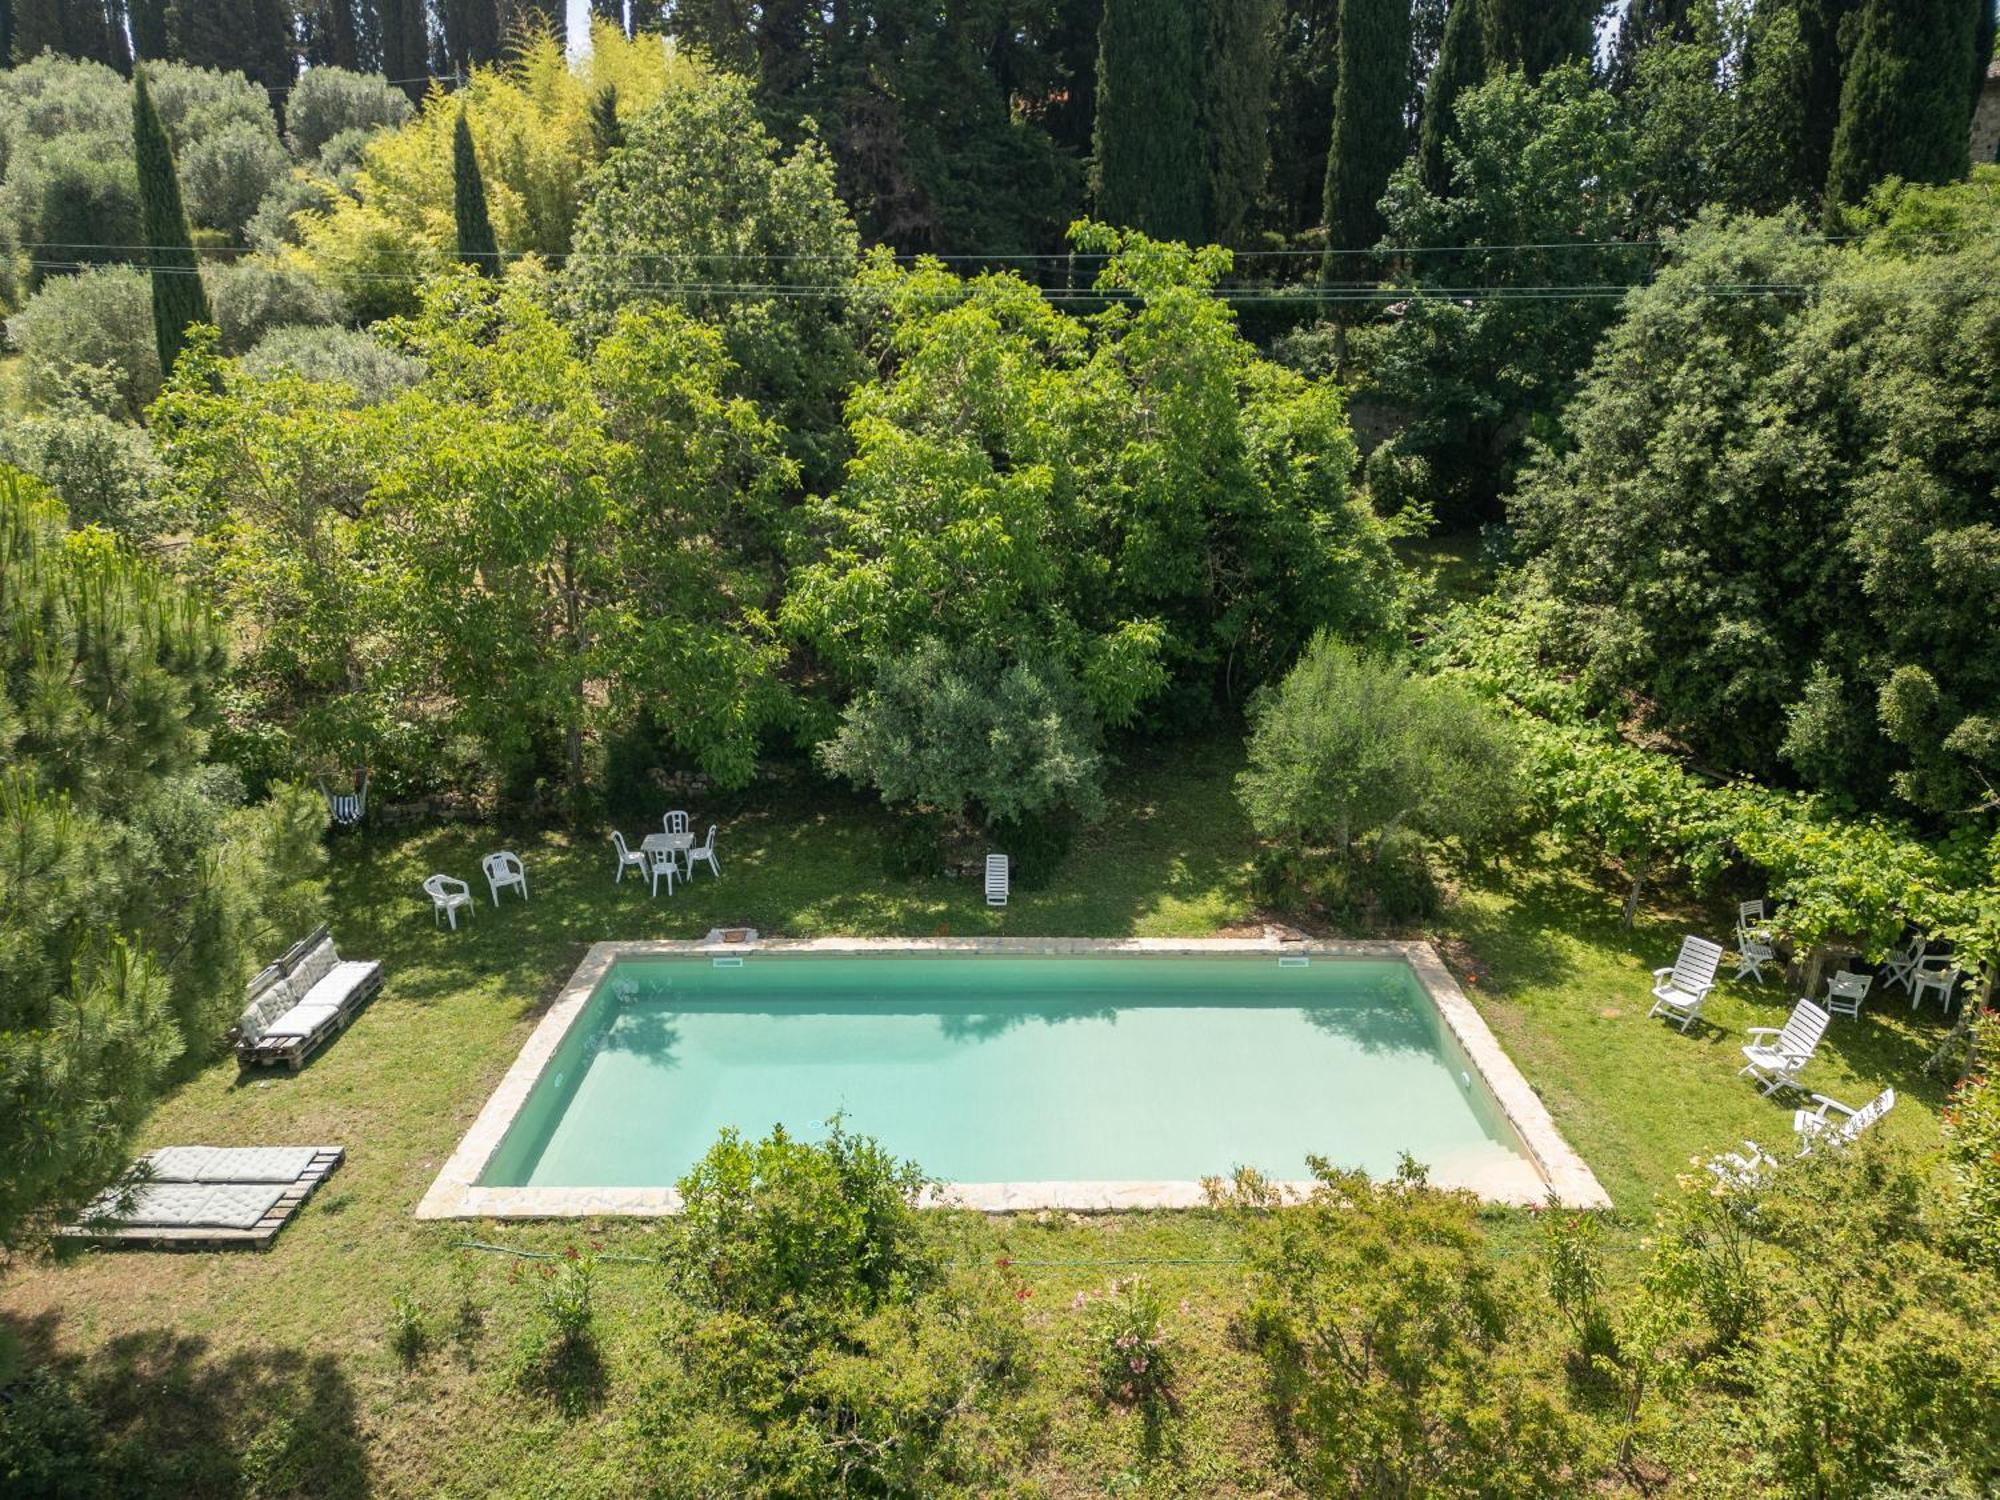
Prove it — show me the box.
[477,955,1540,1192]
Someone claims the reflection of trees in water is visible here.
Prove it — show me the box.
[935,1000,1122,1042]
[1297,975,1434,1057]
[593,1005,682,1061]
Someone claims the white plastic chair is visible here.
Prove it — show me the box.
[1647,935,1723,1032]
[1821,970,1870,1020]
[1910,959,1963,1014]
[1735,900,1769,938]
[1883,936,1928,993]
[481,851,527,906]
[1739,1000,1830,1095]
[424,874,473,930]
[1734,933,1778,984]
[611,831,646,884]
[663,810,690,836]
[1794,1087,1895,1152]
[684,824,719,880]
[985,853,1009,907]
[648,846,678,897]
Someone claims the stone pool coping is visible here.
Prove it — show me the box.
[414,936,1611,1220]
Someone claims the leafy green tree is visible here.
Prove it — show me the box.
[179,118,289,240]
[1825,0,1981,209]
[1369,63,1639,522]
[1236,633,1522,864]
[283,64,412,157]
[1322,0,1411,295]
[0,397,168,535]
[1092,0,1206,241]
[5,264,161,420]
[451,108,498,274]
[1608,0,1692,90]
[1417,0,1484,195]
[1238,1161,1581,1495]
[561,66,861,489]
[819,640,1108,830]
[0,468,327,1246]
[132,66,211,380]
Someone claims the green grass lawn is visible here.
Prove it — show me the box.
[0,741,1959,1497]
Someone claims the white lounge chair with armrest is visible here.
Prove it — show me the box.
[1739,999,1830,1095]
[1820,969,1871,1020]
[482,850,528,906]
[423,874,473,930]
[1704,1141,1777,1190]
[1793,1087,1895,1152]
[1648,935,1723,1032]
[1910,959,1964,1014]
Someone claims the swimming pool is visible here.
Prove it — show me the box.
[417,939,1608,1217]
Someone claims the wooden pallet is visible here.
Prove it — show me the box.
[59,1147,345,1252]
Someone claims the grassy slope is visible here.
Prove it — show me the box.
[0,741,1954,1497]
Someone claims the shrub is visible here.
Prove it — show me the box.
[671,1120,938,1329]
[0,400,169,536]
[180,120,291,241]
[244,169,337,251]
[511,1245,604,1415]
[313,126,379,181]
[387,1289,429,1369]
[145,61,275,152]
[1942,1013,2000,1270]
[240,323,421,403]
[4,137,141,289]
[5,265,160,419]
[1083,1276,1177,1415]
[284,67,412,158]
[202,261,344,353]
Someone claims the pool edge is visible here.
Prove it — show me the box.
[413,936,1611,1220]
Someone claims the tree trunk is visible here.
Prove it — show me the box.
[561,537,584,804]
[1621,871,1643,929]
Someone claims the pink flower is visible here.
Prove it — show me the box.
[1129,1357,1148,1374]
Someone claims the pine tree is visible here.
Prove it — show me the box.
[1825,0,1980,208]
[1092,0,1207,242]
[1201,0,1279,246]
[589,82,624,158]
[133,67,212,379]
[1418,0,1484,194]
[454,107,500,274]
[1480,0,1596,79]
[1609,0,1692,89]
[1323,0,1411,273]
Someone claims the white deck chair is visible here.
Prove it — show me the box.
[1910,959,1964,1014]
[1704,1141,1777,1190]
[684,824,719,880]
[1882,937,1927,993]
[1820,969,1870,1020]
[663,810,690,836]
[481,850,527,906]
[1735,900,1769,938]
[1793,1087,1895,1152]
[1647,935,1723,1032]
[611,831,646,884]
[1734,933,1778,983]
[648,846,678,897]
[985,853,1009,907]
[424,874,473,930]
[1739,999,1830,1095]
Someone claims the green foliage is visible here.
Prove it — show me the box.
[1091,0,1206,241]
[1370,63,1641,522]
[239,323,421,403]
[1083,1276,1177,1414]
[1323,0,1411,264]
[670,1119,938,1329]
[0,469,326,1246]
[1418,0,1485,196]
[1825,0,1980,209]
[1241,1160,1582,1496]
[178,117,288,241]
[1508,184,2000,815]
[202,259,344,352]
[1478,0,1598,78]
[1200,0,1279,245]
[0,396,168,535]
[4,264,160,419]
[820,641,1106,829]
[3,132,141,289]
[450,109,497,275]
[1238,633,1522,864]
[1942,1013,2000,1270]
[283,65,411,158]
[132,67,211,380]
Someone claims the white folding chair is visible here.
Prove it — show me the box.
[1740,1000,1831,1095]
[684,824,719,880]
[648,846,678,897]
[1734,933,1778,983]
[481,850,527,906]
[423,874,473,930]
[1821,970,1870,1020]
[611,831,646,884]
[1883,937,1927,993]
[1647,935,1723,1032]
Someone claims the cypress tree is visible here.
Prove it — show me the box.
[453,108,500,274]
[130,0,168,59]
[588,82,624,158]
[11,0,119,67]
[1092,0,1207,242]
[133,68,212,379]
[440,0,504,75]
[166,0,294,96]
[1825,0,1979,208]
[1779,0,1861,207]
[381,0,433,101]
[1201,0,1279,246]
[1480,0,1596,79]
[0,0,13,68]
[1975,0,1996,108]
[1418,0,1484,194]
[1323,0,1411,273]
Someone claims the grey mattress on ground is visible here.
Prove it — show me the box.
[145,1146,322,1183]
[85,1180,289,1230]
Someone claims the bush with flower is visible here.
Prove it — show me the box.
[1081,1277,1176,1414]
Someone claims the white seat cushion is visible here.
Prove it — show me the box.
[257,1001,341,1040]
[88,1181,287,1229]
[146,1146,321,1183]
[291,939,337,990]
[295,960,380,1012]
[238,974,298,1041]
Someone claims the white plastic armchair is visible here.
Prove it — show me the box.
[424,874,473,930]
[482,850,527,906]
[685,825,719,880]
[1793,1087,1895,1152]
[1739,999,1830,1095]
[1647,935,1723,1032]
[1821,970,1870,1020]
[1910,959,1964,1014]
[611,831,646,885]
